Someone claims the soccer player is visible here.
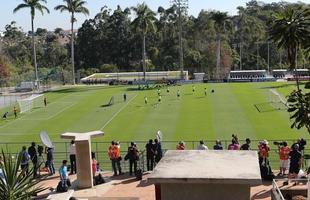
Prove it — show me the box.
[192,86,195,93]
[177,90,180,98]
[158,95,162,103]
[2,111,8,120]
[144,96,148,104]
[13,106,18,118]
[123,93,127,102]
[204,88,207,96]
[44,97,47,107]
[157,89,161,96]
[167,88,170,93]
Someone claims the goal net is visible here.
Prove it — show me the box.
[17,94,44,113]
[269,89,287,110]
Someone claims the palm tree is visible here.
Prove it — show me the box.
[211,11,229,79]
[13,0,49,87]
[55,0,89,85]
[269,6,310,90]
[132,3,156,81]
[0,152,45,200]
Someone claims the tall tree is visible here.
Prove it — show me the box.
[211,11,229,79]
[131,3,156,81]
[13,0,49,86]
[55,0,89,85]
[269,6,310,90]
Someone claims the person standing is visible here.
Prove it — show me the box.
[145,139,155,171]
[28,142,38,178]
[204,88,207,96]
[19,146,30,175]
[278,141,290,176]
[69,140,76,175]
[197,140,208,150]
[289,144,302,183]
[240,138,251,150]
[144,96,148,104]
[44,97,47,107]
[123,93,127,102]
[154,139,163,164]
[13,106,18,118]
[127,142,139,176]
[108,141,122,176]
[258,140,270,166]
[46,147,55,176]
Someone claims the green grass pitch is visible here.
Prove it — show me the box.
[0,82,308,146]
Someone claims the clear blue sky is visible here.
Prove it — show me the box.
[1,0,309,32]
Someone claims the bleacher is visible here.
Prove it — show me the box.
[228,69,310,82]
[81,71,189,85]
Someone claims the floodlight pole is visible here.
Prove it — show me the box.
[171,0,188,80]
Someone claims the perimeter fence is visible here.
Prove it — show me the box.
[0,139,309,173]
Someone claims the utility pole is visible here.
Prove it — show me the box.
[256,42,259,70]
[267,41,270,72]
[239,42,242,70]
[170,0,188,80]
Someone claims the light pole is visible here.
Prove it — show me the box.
[170,0,188,80]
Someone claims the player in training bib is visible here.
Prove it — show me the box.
[157,89,161,96]
[144,96,148,104]
[167,88,170,93]
[158,95,162,103]
[204,88,207,96]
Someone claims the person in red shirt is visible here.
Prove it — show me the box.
[108,141,123,176]
[176,141,185,150]
[278,141,290,176]
[258,140,270,166]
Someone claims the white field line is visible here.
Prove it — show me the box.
[20,102,76,121]
[100,94,138,130]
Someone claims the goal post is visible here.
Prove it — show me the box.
[269,89,287,109]
[17,94,44,113]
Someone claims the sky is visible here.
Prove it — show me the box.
[0,0,309,32]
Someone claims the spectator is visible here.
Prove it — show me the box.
[127,142,139,176]
[0,155,3,167]
[59,160,68,180]
[19,146,30,175]
[69,140,76,175]
[154,139,163,164]
[0,155,3,180]
[46,147,55,175]
[197,140,208,150]
[176,141,185,150]
[108,141,122,176]
[240,138,251,150]
[289,144,302,184]
[278,141,290,176]
[28,142,38,178]
[145,139,155,171]
[258,140,270,166]
[91,152,97,176]
[213,140,223,150]
[228,139,240,150]
[291,138,306,153]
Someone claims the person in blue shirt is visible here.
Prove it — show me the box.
[59,160,68,180]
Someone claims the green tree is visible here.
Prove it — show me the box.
[13,0,49,85]
[0,152,45,200]
[211,11,230,79]
[131,3,156,81]
[269,6,310,89]
[55,0,89,84]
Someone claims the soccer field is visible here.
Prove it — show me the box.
[0,82,308,146]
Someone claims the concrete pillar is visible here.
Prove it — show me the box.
[75,140,93,189]
[60,131,104,189]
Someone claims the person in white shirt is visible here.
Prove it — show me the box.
[197,140,208,150]
[69,140,76,174]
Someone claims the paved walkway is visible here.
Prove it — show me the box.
[37,172,275,200]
